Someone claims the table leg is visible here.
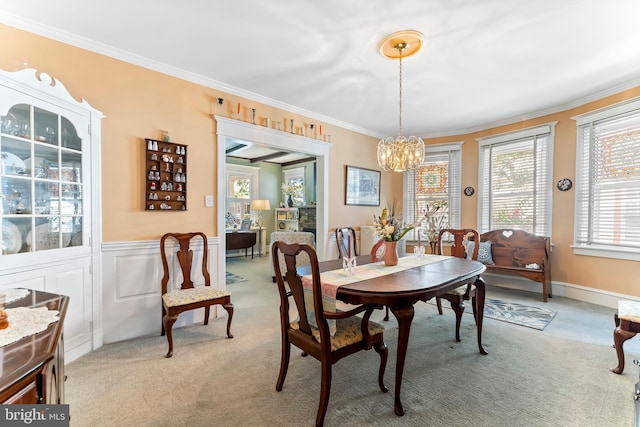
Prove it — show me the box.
[389,304,415,416]
[474,276,488,355]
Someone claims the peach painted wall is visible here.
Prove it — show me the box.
[420,87,640,297]
[1,24,638,298]
[0,24,382,242]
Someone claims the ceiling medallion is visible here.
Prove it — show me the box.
[376,30,426,173]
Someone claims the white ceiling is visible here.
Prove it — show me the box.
[2,1,640,140]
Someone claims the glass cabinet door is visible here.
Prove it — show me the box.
[1,103,84,254]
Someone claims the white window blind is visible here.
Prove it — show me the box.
[403,142,462,240]
[574,105,640,251]
[226,164,259,226]
[477,124,554,236]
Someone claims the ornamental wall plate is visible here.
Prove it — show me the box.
[464,186,475,196]
[556,178,572,191]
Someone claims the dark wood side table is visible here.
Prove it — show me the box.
[226,231,257,258]
[0,289,69,404]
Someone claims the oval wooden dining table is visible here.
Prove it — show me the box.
[300,254,487,416]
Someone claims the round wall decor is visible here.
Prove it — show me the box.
[557,178,572,191]
[464,186,475,196]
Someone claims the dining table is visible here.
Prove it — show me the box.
[300,253,487,416]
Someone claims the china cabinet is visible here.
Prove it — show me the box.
[145,138,187,211]
[275,207,298,231]
[0,68,102,362]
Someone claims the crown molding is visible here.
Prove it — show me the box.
[0,12,380,139]
[3,11,639,141]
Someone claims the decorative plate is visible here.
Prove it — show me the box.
[464,186,475,196]
[1,152,26,175]
[557,178,572,191]
[278,222,286,230]
[26,224,71,250]
[2,221,23,254]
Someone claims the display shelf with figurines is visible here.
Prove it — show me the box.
[145,138,187,211]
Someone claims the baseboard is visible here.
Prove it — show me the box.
[484,272,640,309]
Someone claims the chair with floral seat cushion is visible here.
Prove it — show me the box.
[435,228,480,342]
[272,240,388,427]
[160,232,233,358]
[612,300,640,374]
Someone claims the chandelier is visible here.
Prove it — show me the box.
[377,30,426,172]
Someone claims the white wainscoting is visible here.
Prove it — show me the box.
[101,236,225,344]
[100,235,637,346]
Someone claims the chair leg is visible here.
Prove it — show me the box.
[276,335,290,392]
[436,296,444,315]
[203,306,210,326]
[613,326,637,374]
[162,313,178,358]
[222,302,234,338]
[373,335,389,393]
[450,301,465,342]
[161,306,167,336]
[316,361,332,427]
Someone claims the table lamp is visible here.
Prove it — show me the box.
[251,199,270,256]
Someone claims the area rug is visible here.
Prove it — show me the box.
[225,272,247,285]
[433,298,557,330]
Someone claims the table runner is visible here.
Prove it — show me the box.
[301,254,448,335]
[0,307,60,347]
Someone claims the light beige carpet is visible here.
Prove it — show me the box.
[65,257,640,426]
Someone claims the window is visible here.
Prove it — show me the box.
[477,123,555,236]
[283,167,305,206]
[573,98,640,260]
[403,142,462,240]
[226,164,258,227]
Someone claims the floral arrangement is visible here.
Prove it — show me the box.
[374,207,416,242]
[281,181,303,196]
[420,201,449,242]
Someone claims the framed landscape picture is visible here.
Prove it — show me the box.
[345,165,380,206]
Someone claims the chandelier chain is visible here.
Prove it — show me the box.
[397,43,404,137]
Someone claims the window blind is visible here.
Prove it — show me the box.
[575,111,640,249]
[477,124,554,236]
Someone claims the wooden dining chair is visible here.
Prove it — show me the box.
[435,228,480,342]
[612,300,640,374]
[160,232,234,358]
[272,240,388,427]
[335,227,357,259]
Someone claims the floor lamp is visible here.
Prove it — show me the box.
[251,199,270,256]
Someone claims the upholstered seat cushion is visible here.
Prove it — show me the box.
[444,284,475,296]
[618,300,640,323]
[291,316,384,352]
[163,286,230,307]
[270,231,316,276]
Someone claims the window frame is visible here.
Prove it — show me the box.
[403,142,463,241]
[572,97,640,261]
[476,122,556,237]
[226,164,259,226]
[283,167,305,206]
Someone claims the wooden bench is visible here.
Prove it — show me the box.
[473,229,552,302]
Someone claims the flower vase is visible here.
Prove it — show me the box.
[287,195,293,207]
[383,241,399,266]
